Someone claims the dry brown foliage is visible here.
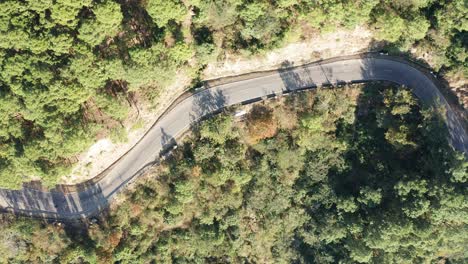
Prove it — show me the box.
[245,105,278,144]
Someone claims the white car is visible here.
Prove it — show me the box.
[234,110,247,117]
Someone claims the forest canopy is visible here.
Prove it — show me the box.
[0,0,466,262]
[0,84,466,263]
[0,0,466,188]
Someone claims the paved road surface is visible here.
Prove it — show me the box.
[0,55,466,219]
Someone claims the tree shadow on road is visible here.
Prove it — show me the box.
[278,60,317,91]
[159,127,177,155]
[0,181,108,221]
[189,88,227,123]
[278,60,350,92]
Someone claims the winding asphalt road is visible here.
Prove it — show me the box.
[0,55,466,219]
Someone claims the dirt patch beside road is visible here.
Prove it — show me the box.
[62,71,192,184]
[203,26,376,79]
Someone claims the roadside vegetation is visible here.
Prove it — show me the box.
[0,0,466,188]
[0,84,466,263]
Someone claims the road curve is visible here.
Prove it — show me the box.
[0,55,466,219]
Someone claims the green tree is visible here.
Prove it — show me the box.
[78,1,123,46]
[373,12,406,42]
[146,0,186,28]
[194,0,241,30]
[239,2,281,43]
[50,0,93,27]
